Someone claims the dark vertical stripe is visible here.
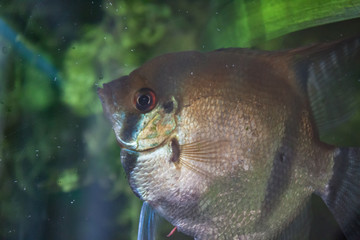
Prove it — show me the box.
[121,149,141,199]
[259,113,299,221]
[121,113,142,143]
[260,143,294,218]
[120,148,139,178]
[326,148,349,206]
[294,59,310,93]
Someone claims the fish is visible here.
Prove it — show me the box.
[98,36,360,239]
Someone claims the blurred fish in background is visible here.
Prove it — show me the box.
[1,0,360,240]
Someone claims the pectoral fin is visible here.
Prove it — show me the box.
[293,36,360,146]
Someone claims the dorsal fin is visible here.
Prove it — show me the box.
[292,36,360,146]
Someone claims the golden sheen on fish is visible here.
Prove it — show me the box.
[98,36,360,239]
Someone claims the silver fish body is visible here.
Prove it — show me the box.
[98,37,360,239]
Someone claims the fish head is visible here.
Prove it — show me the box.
[98,52,202,151]
[97,76,177,152]
[97,51,207,199]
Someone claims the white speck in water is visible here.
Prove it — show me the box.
[27,215,31,218]
[104,36,107,40]
[202,45,205,49]
[57,146,61,149]
[23,187,27,191]
[190,72,194,76]
[70,200,75,204]
[124,26,128,30]
[130,49,135,52]
[217,28,221,32]
[54,77,57,82]
[14,180,18,183]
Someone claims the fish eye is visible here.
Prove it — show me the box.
[134,88,157,112]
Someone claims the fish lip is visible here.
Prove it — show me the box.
[115,134,138,150]
[120,136,172,153]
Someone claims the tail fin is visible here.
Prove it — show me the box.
[321,148,360,239]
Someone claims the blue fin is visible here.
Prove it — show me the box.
[137,202,161,240]
[321,148,360,239]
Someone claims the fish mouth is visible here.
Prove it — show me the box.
[119,135,172,153]
[115,134,138,150]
